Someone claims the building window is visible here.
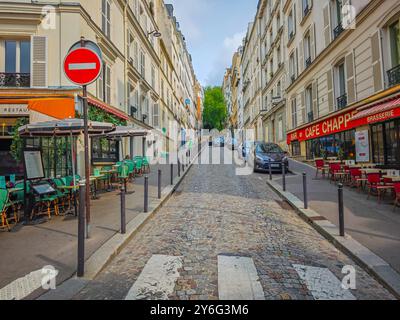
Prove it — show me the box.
[99,63,111,104]
[289,52,296,83]
[1,40,31,87]
[372,119,400,166]
[102,0,111,38]
[288,9,295,41]
[291,99,298,129]
[333,0,344,39]
[335,61,347,109]
[140,50,146,77]
[277,81,281,97]
[388,20,400,87]
[153,103,160,128]
[302,0,311,18]
[151,65,156,89]
[304,31,312,68]
[92,137,119,163]
[305,85,313,122]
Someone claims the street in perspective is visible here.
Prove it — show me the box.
[1,0,400,309]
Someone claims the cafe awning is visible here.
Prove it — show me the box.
[81,95,131,122]
[351,97,400,125]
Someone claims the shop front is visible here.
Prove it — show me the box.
[287,108,358,161]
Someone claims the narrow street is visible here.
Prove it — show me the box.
[73,147,393,300]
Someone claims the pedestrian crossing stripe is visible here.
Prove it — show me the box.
[125,255,183,300]
[293,264,356,300]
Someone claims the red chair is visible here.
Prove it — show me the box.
[315,159,327,179]
[366,173,394,204]
[349,168,364,191]
[329,163,342,184]
[393,182,400,212]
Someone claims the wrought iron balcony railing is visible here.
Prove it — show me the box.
[0,73,30,87]
[337,93,348,110]
[387,64,400,88]
[334,24,344,39]
[308,111,314,123]
[305,57,312,69]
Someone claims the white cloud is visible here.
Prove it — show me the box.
[204,31,245,86]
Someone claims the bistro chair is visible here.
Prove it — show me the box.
[329,163,342,184]
[94,168,108,191]
[393,182,400,212]
[0,176,6,189]
[0,189,13,231]
[366,173,394,204]
[117,165,130,191]
[315,159,328,179]
[135,158,143,176]
[9,174,16,187]
[142,157,150,174]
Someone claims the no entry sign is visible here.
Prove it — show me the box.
[63,47,102,86]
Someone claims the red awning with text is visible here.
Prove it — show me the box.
[350,97,400,127]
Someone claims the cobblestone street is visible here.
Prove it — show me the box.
[73,149,394,300]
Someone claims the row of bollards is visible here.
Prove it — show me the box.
[78,144,199,277]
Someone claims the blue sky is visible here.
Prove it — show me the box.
[167,0,259,87]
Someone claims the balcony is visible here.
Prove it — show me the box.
[333,24,344,39]
[387,64,400,88]
[308,111,314,123]
[305,57,312,69]
[337,93,348,110]
[0,73,30,87]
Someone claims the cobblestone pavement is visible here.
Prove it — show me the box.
[74,155,395,300]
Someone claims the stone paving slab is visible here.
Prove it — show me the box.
[267,179,400,299]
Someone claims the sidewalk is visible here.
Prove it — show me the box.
[273,159,400,274]
[0,162,182,297]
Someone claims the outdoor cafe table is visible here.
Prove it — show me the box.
[100,170,117,191]
[383,176,400,182]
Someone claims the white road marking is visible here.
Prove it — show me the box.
[68,63,96,70]
[293,264,356,300]
[0,268,58,300]
[125,255,182,300]
[218,256,265,300]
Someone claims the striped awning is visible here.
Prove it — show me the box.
[352,97,400,121]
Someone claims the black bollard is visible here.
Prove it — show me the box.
[158,169,162,199]
[144,176,149,213]
[170,163,174,185]
[303,172,308,209]
[77,184,85,277]
[178,159,181,177]
[269,159,272,181]
[120,183,126,234]
[338,183,345,237]
[282,160,287,192]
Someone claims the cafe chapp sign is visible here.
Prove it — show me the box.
[355,130,370,162]
[287,109,358,144]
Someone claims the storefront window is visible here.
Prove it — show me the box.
[91,137,119,163]
[291,141,301,156]
[306,130,355,160]
[372,119,400,166]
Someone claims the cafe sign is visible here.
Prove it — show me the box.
[287,109,358,144]
[0,104,29,116]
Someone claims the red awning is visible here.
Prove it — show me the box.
[82,95,130,121]
[352,97,400,121]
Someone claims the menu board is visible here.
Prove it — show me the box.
[355,130,370,163]
[24,150,45,180]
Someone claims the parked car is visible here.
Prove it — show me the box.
[251,142,289,173]
[213,136,225,147]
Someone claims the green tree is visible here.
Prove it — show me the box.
[202,86,227,131]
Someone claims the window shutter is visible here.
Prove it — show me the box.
[297,0,302,24]
[323,4,331,49]
[310,23,316,61]
[327,69,334,112]
[30,36,47,88]
[312,80,318,119]
[371,31,383,92]
[345,52,356,104]
[298,39,304,73]
[301,91,306,123]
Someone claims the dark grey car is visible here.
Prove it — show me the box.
[252,142,289,173]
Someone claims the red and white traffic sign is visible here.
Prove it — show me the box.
[63,47,102,86]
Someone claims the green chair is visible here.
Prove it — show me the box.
[125,160,135,179]
[9,174,16,186]
[52,179,69,213]
[118,165,129,190]
[94,168,108,190]
[135,158,143,176]
[0,176,6,189]
[0,189,13,231]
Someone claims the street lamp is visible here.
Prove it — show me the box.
[148,30,162,38]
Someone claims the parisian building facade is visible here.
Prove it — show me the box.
[227,0,400,168]
[0,0,202,176]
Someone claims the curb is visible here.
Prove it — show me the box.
[267,179,400,300]
[38,143,206,300]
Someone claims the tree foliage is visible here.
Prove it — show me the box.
[202,86,227,131]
